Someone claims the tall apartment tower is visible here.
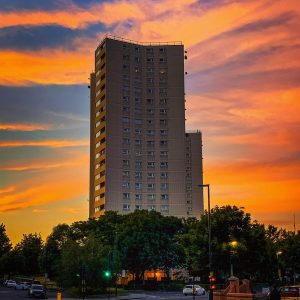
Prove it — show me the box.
[89,36,203,218]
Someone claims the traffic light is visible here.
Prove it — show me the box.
[104,270,111,279]
[209,274,217,290]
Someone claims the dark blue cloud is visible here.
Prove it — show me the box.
[0,85,89,139]
[0,0,108,11]
[0,23,105,51]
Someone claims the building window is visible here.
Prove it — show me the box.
[161,194,169,200]
[135,161,142,167]
[135,172,142,178]
[134,119,142,125]
[123,96,129,103]
[95,184,100,191]
[123,160,129,166]
[123,204,130,211]
[95,163,100,169]
[160,119,167,126]
[146,98,154,104]
[161,205,169,212]
[147,140,155,147]
[100,170,105,177]
[135,97,141,104]
[147,194,156,200]
[147,109,154,115]
[135,183,142,189]
[160,130,167,135]
[160,151,168,157]
[95,174,100,180]
[95,152,100,159]
[147,119,154,125]
[148,205,156,211]
[147,162,155,168]
[160,140,168,146]
[123,128,130,133]
[135,204,142,209]
[161,183,168,190]
[160,98,167,105]
[135,151,142,156]
[147,130,155,135]
[95,195,100,201]
[147,172,155,178]
[123,193,130,200]
[148,183,155,189]
[123,171,130,177]
[123,138,130,144]
[147,151,155,156]
[122,149,129,155]
[160,172,168,178]
[135,194,142,200]
[123,182,130,188]
[135,128,142,134]
[122,117,129,123]
[160,162,168,168]
[135,139,142,145]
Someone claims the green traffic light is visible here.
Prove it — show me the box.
[104,271,111,277]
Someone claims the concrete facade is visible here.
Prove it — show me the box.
[89,36,203,218]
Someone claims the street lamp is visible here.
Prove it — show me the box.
[199,184,213,300]
[229,241,238,276]
[276,251,282,281]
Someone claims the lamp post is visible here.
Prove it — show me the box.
[229,241,238,276]
[199,184,213,300]
[276,251,282,281]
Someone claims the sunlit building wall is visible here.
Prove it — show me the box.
[89,36,203,218]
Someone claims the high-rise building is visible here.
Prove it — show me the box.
[89,36,203,218]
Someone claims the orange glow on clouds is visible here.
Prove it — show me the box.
[0,153,89,213]
[0,123,51,131]
[0,139,89,148]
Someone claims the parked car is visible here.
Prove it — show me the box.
[28,284,47,298]
[15,281,31,290]
[183,284,206,296]
[6,280,17,288]
[280,286,300,298]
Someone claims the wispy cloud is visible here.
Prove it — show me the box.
[0,123,51,131]
[0,139,89,148]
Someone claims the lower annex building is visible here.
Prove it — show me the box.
[89,36,204,219]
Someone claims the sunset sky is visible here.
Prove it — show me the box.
[0,0,299,244]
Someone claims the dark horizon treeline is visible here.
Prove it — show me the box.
[0,206,299,290]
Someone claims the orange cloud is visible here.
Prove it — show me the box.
[0,153,89,171]
[0,123,51,131]
[0,139,89,148]
[0,0,145,29]
[0,50,92,85]
[0,154,89,213]
[0,186,15,194]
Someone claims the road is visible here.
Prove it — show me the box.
[0,286,209,300]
